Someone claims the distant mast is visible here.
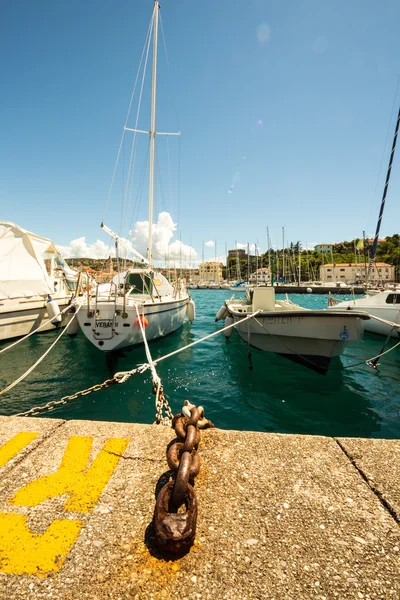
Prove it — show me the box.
[147,0,160,265]
[367,105,400,282]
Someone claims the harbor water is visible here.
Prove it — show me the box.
[0,290,399,439]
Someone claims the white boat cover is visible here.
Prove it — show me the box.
[0,222,58,299]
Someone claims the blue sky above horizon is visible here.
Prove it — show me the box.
[1,0,400,263]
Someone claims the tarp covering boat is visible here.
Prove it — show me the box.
[0,222,59,299]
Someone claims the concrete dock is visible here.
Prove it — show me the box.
[0,415,399,599]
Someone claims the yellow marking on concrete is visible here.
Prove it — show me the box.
[10,436,130,513]
[0,513,82,577]
[0,432,38,468]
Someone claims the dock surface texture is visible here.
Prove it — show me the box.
[0,417,399,599]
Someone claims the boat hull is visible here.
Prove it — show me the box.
[0,296,72,342]
[328,292,400,338]
[76,296,190,352]
[229,309,365,374]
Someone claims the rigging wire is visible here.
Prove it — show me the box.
[102,10,154,225]
[120,17,154,237]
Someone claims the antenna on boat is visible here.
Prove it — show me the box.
[367,104,400,284]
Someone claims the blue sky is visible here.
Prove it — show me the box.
[1,0,400,262]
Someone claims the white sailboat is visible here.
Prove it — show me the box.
[217,286,370,374]
[0,222,79,341]
[75,1,194,353]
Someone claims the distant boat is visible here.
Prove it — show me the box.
[0,222,78,341]
[75,1,194,353]
[230,281,248,292]
[208,282,220,289]
[216,286,369,374]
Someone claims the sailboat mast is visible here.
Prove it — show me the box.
[367,105,400,281]
[147,0,160,265]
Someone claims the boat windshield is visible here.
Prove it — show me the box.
[126,273,153,295]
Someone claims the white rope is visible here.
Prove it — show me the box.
[369,313,400,329]
[366,340,400,362]
[0,300,82,356]
[152,310,262,366]
[134,304,160,384]
[0,306,81,397]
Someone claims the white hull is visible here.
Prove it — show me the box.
[230,309,365,374]
[329,291,400,338]
[77,295,190,352]
[223,287,368,374]
[0,295,72,342]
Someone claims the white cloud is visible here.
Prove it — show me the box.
[204,240,214,247]
[58,212,197,267]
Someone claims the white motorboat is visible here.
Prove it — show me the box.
[75,1,193,353]
[208,282,220,289]
[328,290,400,338]
[216,287,369,374]
[0,222,79,342]
[197,282,208,289]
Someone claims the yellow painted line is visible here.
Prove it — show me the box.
[0,432,38,468]
[0,435,130,576]
[11,435,130,512]
[0,513,82,577]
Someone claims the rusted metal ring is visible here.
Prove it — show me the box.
[172,416,200,446]
[171,451,193,508]
[153,481,198,555]
[167,442,201,476]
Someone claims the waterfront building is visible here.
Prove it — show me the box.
[248,268,271,283]
[320,262,394,283]
[315,244,333,254]
[199,261,223,283]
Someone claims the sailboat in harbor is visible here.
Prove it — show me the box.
[75,1,194,353]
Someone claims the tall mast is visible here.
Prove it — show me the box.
[147,1,160,265]
[282,227,285,282]
[367,105,400,282]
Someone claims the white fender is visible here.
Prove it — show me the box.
[187,299,196,323]
[306,287,312,293]
[215,304,228,322]
[224,315,234,338]
[66,309,80,337]
[46,296,62,325]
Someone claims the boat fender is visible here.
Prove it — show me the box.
[187,299,196,323]
[135,316,149,328]
[215,304,228,322]
[66,308,80,337]
[224,315,234,338]
[306,287,312,293]
[46,296,62,325]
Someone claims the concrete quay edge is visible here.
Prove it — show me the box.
[0,416,398,599]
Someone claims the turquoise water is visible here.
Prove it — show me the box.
[0,291,399,438]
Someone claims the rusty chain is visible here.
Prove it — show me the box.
[153,381,174,426]
[153,400,214,555]
[13,368,146,418]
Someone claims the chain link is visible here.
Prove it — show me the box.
[13,367,148,418]
[154,381,174,426]
[153,400,214,555]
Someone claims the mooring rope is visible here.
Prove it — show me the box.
[0,306,81,397]
[0,300,82,356]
